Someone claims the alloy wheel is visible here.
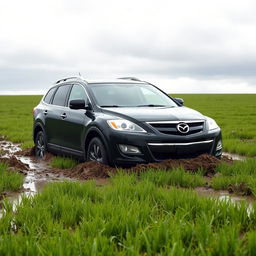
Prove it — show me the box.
[89,143,103,163]
[35,133,45,159]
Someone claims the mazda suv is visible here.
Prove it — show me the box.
[33,77,222,166]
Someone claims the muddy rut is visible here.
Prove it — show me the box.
[1,140,230,183]
[0,139,254,215]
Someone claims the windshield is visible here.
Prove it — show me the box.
[89,83,178,107]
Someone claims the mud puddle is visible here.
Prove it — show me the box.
[222,152,247,161]
[0,140,68,193]
[0,139,252,218]
[196,187,254,214]
[0,140,72,218]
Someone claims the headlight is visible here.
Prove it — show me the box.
[206,116,219,130]
[107,119,146,133]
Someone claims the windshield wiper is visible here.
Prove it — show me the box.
[137,104,167,107]
[100,105,121,108]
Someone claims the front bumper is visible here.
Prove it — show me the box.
[106,128,222,166]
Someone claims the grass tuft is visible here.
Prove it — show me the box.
[50,156,78,169]
[139,167,204,188]
[0,162,24,193]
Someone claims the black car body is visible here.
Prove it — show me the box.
[33,77,222,166]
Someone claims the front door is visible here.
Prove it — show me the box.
[60,83,91,151]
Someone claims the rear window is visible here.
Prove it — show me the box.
[43,87,56,104]
[52,85,71,106]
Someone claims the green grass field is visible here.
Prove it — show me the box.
[0,96,41,149]
[1,174,256,255]
[0,94,255,155]
[1,94,256,255]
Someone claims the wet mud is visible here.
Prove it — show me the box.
[222,152,247,161]
[0,139,253,212]
[195,187,254,214]
[0,141,70,196]
[47,154,224,180]
[2,141,231,181]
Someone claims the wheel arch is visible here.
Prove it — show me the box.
[33,122,46,143]
[84,127,111,163]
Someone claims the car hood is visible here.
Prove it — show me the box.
[102,106,206,122]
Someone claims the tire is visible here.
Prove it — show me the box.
[35,130,47,159]
[87,137,108,165]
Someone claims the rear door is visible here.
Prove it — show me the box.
[60,83,91,151]
[45,84,71,147]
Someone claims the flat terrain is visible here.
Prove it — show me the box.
[0,94,255,155]
[0,95,41,148]
[0,94,256,255]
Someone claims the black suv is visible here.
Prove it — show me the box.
[33,77,222,166]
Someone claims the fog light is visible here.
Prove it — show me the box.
[216,140,222,151]
[119,144,141,154]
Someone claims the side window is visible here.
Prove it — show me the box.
[52,85,71,106]
[68,84,88,103]
[44,87,56,104]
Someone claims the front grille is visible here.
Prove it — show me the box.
[148,140,213,160]
[150,149,211,160]
[148,121,205,136]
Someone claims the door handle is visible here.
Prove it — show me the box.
[61,113,67,119]
[44,110,48,115]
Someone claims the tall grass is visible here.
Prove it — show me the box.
[0,173,256,255]
[139,167,204,188]
[217,158,256,176]
[50,156,78,169]
[0,162,24,193]
[211,158,256,196]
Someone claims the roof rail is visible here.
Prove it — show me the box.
[118,77,142,82]
[118,77,156,86]
[55,76,84,84]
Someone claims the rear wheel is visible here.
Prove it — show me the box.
[87,137,108,165]
[35,131,47,159]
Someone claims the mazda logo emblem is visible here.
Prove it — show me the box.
[177,123,189,134]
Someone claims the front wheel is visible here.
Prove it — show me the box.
[87,137,108,165]
[35,131,47,159]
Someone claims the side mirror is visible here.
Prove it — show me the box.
[69,99,91,110]
[174,98,184,106]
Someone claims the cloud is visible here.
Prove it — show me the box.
[0,0,256,94]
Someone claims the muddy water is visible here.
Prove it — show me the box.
[0,140,68,194]
[196,187,254,214]
[222,152,247,161]
[0,140,72,218]
[0,140,254,218]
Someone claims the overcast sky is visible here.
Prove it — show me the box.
[1,0,256,94]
